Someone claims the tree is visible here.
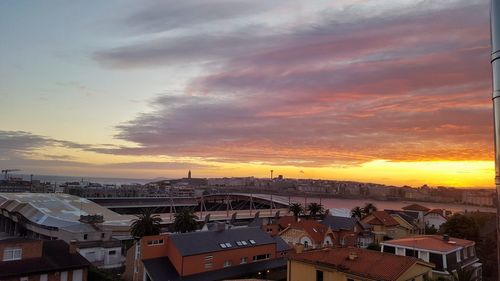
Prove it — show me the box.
[173,208,199,233]
[307,202,324,219]
[362,203,377,215]
[425,223,438,235]
[130,209,162,238]
[441,214,479,241]
[350,206,365,220]
[289,203,304,221]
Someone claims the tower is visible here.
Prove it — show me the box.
[188,170,192,179]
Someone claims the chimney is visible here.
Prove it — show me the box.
[69,240,78,254]
[348,252,358,260]
[443,234,449,242]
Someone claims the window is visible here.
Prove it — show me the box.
[60,271,68,281]
[253,254,270,261]
[249,239,256,244]
[240,257,248,264]
[236,241,242,246]
[109,250,116,255]
[219,243,227,248]
[101,233,105,239]
[419,251,429,262]
[72,269,83,281]
[223,260,232,267]
[147,239,164,246]
[456,250,462,262]
[3,248,22,261]
[316,270,324,281]
[204,255,213,269]
[241,241,248,246]
[83,234,88,240]
[304,241,309,248]
[20,277,28,281]
[40,274,48,281]
[225,242,232,248]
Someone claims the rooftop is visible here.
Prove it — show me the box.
[381,235,474,253]
[402,204,430,212]
[290,247,433,281]
[365,211,399,227]
[0,193,128,230]
[278,217,329,244]
[169,227,276,256]
[0,239,91,279]
[321,215,357,231]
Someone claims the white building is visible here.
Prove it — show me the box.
[381,235,482,280]
[0,193,123,270]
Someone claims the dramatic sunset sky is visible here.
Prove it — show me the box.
[0,0,495,187]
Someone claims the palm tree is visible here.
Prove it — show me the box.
[173,208,199,233]
[289,203,304,221]
[350,206,365,220]
[307,202,324,219]
[362,203,377,215]
[130,208,162,238]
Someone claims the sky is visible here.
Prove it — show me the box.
[0,0,495,187]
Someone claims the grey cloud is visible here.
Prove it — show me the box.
[123,0,284,33]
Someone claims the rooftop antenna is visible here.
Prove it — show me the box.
[490,0,500,278]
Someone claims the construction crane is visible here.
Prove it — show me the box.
[1,169,20,180]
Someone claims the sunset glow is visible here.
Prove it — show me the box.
[0,0,495,188]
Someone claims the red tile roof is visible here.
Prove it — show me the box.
[402,204,430,212]
[366,211,399,227]
[290,247,432,281]
[381,235,474,252]
[278,217,329,244]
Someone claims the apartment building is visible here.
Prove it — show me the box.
[0,238,90,281]
[123,227,291,281]
[381,235,482,280]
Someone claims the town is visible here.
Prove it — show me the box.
[0,171,496,280]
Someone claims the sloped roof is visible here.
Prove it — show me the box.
[402,204,430,212]
[321,215,357,231]
[279,218,329,244]
[0,240,90,279]
[365,211,399,227]
[169,227,276,256]
[381,235,474,253]
[290,247,432,281]
[424,209,448,218]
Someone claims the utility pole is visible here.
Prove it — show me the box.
[490,0,500,278]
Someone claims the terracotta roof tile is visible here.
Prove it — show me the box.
[278,217,328,244]
[381,235,474,252]
[290,247,432,281]
[367,211,399,227]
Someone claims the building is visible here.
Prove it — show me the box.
[423,209,449,230]
[276,217,334,250]
[381,235,482,280]
[287,247,434,281]
[0,193,124,270]
[320,215,373,248]
[0,238,91,281]
[360,211,403,243]
[123,227,291,281]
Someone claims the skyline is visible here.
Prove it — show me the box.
[0,0,495,188]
